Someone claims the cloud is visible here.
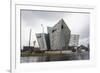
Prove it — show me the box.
[79,37,89,47]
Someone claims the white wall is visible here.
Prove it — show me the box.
[0,0,100,73]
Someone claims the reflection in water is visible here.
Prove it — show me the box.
[21,51,89,63]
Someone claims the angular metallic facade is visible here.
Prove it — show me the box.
[36,19,71,50]
[36,33,48,50]
[49,19,71,50]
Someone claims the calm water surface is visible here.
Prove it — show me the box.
[21,51,89,63]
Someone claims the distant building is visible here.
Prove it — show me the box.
[77,45,89,52]
[49,19,71,50]
[22,46,40,52]
[69,34,79,47]
[36,33,49,50]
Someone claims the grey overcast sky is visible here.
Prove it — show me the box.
[21,10,90,49]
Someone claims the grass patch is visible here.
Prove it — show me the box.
[21,51,66,57]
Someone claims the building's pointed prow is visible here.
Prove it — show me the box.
[60,18,65,22]
[57,18,65,25]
